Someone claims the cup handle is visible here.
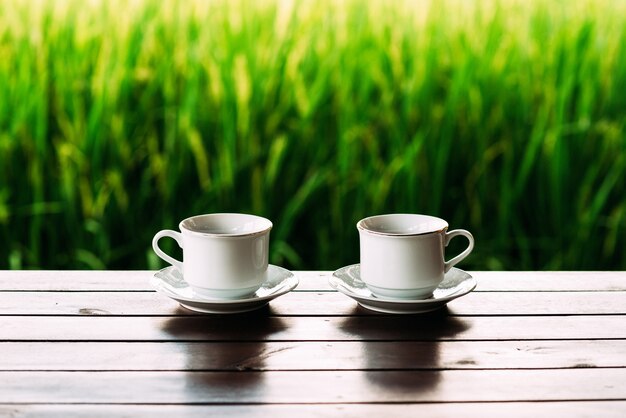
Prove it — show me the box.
[152,230,183,272]
[444,229,474,273]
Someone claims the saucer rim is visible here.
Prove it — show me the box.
[355,301,445,314]
[151,264,299,305]
[329,264,476,304]
[178,301,271,314]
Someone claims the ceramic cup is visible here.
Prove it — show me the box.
[152,213,272,299]
[357,214,474,299]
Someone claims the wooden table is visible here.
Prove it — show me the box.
[1,270,625,417]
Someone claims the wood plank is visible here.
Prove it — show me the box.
[1,290,626,316]
[1,340,624,371]
[473,271,626,292]
[1,315,625,341]
[4,402,626,418]
[1,369,625,403]
[1,271,625,292]
[284,271,626,292]
[0,270,155,291]
[293,271,626,292]
[0,271,326,292]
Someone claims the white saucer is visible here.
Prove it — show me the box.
[151,265,298,314]
[329,264,476,314]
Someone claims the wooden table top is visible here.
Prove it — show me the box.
[1,270,625,417]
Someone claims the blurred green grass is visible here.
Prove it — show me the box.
[0,0,624,271]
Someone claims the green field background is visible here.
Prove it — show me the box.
[1,0,625,271]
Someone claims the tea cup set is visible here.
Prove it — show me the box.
[151,213,476,314]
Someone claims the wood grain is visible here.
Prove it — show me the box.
[1,270,624,416]
[1,290,625,316]
[1,340,624,371]
[1,271,624,291]
[472,271,626,292]
[1,369,625,403]
[1,315,625,341]
[4,402,626,418]
[0,270,156,291]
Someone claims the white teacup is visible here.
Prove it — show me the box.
[152,213,272,299]
[357,214,474,299]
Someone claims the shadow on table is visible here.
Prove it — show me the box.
[338,306,470,391]
[161,305,286,390]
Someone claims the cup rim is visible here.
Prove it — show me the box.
[357,213,448,237]
[179,213,273,238]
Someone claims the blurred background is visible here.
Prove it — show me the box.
[0,0,625,271]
